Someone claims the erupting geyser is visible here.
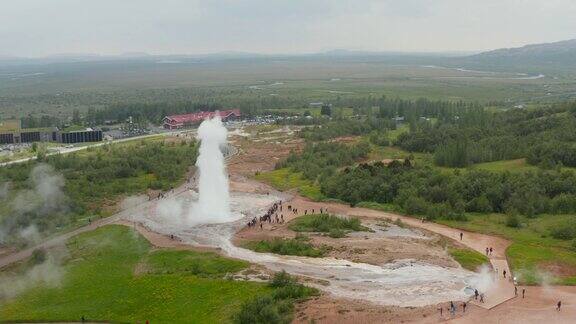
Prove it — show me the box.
[189,114,237,224]
[136,115,485,308]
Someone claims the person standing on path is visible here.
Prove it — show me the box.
[522,288,526,298]
[515,286,518,296]
[462,302,467,313]
[557,301,562,311]
[460,232,463,240]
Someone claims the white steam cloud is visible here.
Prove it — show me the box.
[189,114,238,225]
[0,245,67,300]
[0,164,70,299]
[9,164,67,217]
[0,182,10,200]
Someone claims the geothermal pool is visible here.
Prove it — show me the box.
[128,115,490,307]
[132,189,491,307]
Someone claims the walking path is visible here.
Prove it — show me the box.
[0,183,192,269]
[0,137,238,270]
[0,129,195,168]
[286,196,516,309]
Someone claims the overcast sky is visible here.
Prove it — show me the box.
[1,0,575,57]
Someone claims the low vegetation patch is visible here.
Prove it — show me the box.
[244,235,327,257]
[254,168,324,201]
[288,214,368,236]
[234,271,318,324]
[448,247,490,271]
[145,249,249,277]
[440,214,576,285]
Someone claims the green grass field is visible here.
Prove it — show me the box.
[367,145,570,174]
[367,145,432,166]
[243,236,327,258]
[470,159,540,172]
[448,247,491,271]
[0,225,270,323]
[439,214,576,285]
[288,214,368,235]
[254,168,324,201]
[387,124,410,141]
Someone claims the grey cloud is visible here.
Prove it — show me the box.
[0,0,575,56]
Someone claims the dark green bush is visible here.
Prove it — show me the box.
[506,214,521,228]
[234,271,318,324]
[245,237,326,257]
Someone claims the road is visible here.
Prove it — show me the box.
[0,129,196,168]
[0,180,195,269]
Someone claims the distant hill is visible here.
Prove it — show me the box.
[457,39,576,74]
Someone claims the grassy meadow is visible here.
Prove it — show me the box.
[440,214,576,285]
[288,214,367,234]
[0,225,270,323]
[448,247,491,271]
[243,235,327,258]
[254,168,324,201]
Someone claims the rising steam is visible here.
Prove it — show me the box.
[0,164,69,299]
[188,114,237,225]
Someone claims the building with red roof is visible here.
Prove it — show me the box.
[162,109,241,129]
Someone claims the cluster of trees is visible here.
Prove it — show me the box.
[81,94,482,127]
[234,271,317,324]
[0,140,198,245]
[527,141,576,168]
[395,101,576,167]
[277,141,370,181]
[298,118,395,141]
[84,102,225,125]
[20,114,61,128]
[374,97,480,122]
[321,161,576,220]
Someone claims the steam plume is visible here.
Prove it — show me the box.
[189,114,238,225]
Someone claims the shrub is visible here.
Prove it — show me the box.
[245,237,326,257]
[234,271,318,324]
[402,196,429,215]
[427,203,452,219]
[270,270,295,288]
[506,214,521,228]
[551,225,576,240]
[393,218,406,228]
[30,248,47,265]
[288,214,366,233]
[328,228,346,238]
[234,295,284,324]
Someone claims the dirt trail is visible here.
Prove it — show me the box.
[285,196,516,309]
[0,180,193,270]
[3,130,575,323]
[277,195,576,323]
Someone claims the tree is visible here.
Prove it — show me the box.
[320,104,332,117]
[72,109,81,125]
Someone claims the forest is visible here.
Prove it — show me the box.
[396,101,576,167]
[271,100,576,244]
[278,99,576,169]
[0,139,197,245]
